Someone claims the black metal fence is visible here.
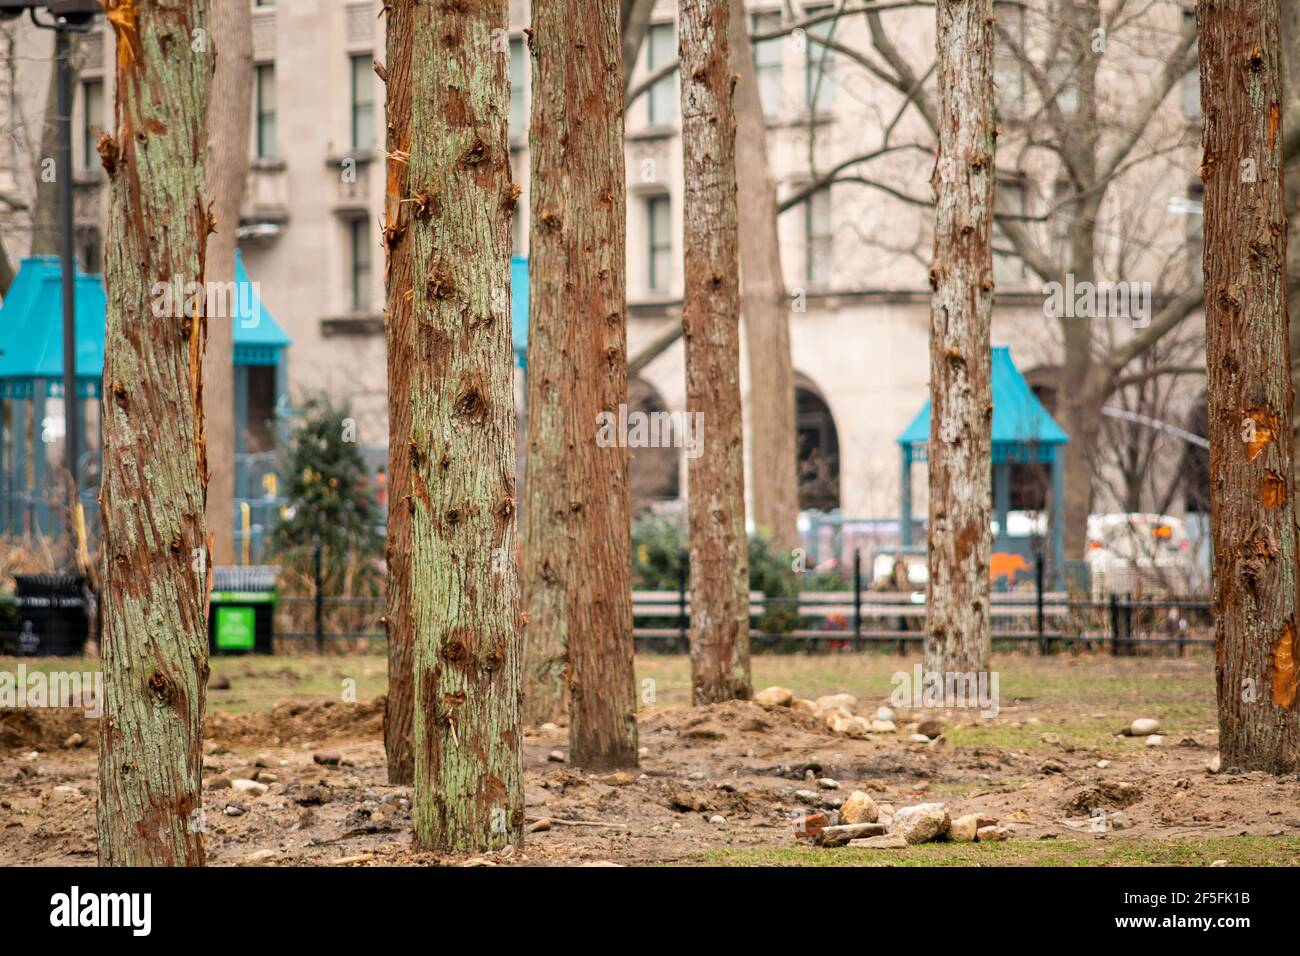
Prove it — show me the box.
[0,550,1215,657]
[270,549,1214,657]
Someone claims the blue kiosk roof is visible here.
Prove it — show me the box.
[897,346,1068,461]
[511,255,527,365]
[0,252,291,395]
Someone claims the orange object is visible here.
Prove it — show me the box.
[990,552,1031,584]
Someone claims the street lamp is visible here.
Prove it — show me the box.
[1,0,98,557]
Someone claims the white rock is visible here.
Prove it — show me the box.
[909,733,930,744]
[814,693,859,714]
[870,719,898,733]
[1144,734,1164,747]
[948,814,980,842]
[231,779,268,796]
[840,791,879,825]
[875,706,896,722]
[1129,718,1160,736]
[791,698,817,715]
[754,686,794,708]
[976,825,1010,841]
[816,778,840,790]
[709,815,726,826]
[890,803,950,844]
[1207,754,1221,774]
[246,849,276,864]
[1210,859,1229,867]
[1096,759,1111,769]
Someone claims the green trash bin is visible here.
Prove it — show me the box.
[208,566,278,655]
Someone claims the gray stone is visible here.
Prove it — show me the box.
[890,802,950,844]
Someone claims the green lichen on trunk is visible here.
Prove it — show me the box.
[400,0,524,851]
[97,0,212,867]
[1200,0,1300,773]
[680,0,752,705]
[925,0,995,683]
[382,0,415,787]
[521,0,638,767]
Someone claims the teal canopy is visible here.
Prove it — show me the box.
[0,252,292,397]
[232,249,292,366]
[511,254,527,366]
[0,256,105,399]
[897,346,1069,463]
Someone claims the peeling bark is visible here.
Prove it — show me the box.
[382,0,415,787]
[925,0,994,679]
[521,0,639,767]
[97,0,212,867]
[1200,0,1300,773]
[399,0,524,850]
[680,0,752,705]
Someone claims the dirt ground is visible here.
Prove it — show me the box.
[3,652,1300,867]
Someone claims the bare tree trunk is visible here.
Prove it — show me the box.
[521,0,639,767]
[729,0,799,553]
[924,0,994,679]
[203,0,253,567]
[398,0,524,851]
[1200,0,1300,773]
[680,0,751,705]
[97,0,211,866]
[381,1,414,787]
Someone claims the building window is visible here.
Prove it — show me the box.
[509,37,526,142]
[349,218,370,312]
[1182,10,1200,118]
[994,179,1027,286]
[647,194,671,293]
[994,4,1025,119]
[350,54,375,151]
[803,187,831,286]
[646,22,677,126]
[77,225,101,274]
[751,11,783,116]
[80,79,103,174]
[1046,58,1079,115]
[804,6,835,112]
[255,64,276,160]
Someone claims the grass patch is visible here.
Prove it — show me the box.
[690,835,1300,867]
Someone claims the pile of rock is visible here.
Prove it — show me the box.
[754,687,941,741]
[798,790,1010,848]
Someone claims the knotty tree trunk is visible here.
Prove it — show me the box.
[1200,0,1300,773]
[203,0,253,567]
[924,0,994,680]
[729,0,799,553]
[521,0,639,767]
[381,2,415,787]
[97,0,212,866]
[680,0,752,705]
[398,0,524,851]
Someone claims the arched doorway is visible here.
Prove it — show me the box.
[795,378,840,511]
[628,377,679,514]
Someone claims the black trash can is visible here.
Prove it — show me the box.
[208,566,278,655]
[11,574,91,656]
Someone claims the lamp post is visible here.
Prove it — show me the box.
[1,0,97,554]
